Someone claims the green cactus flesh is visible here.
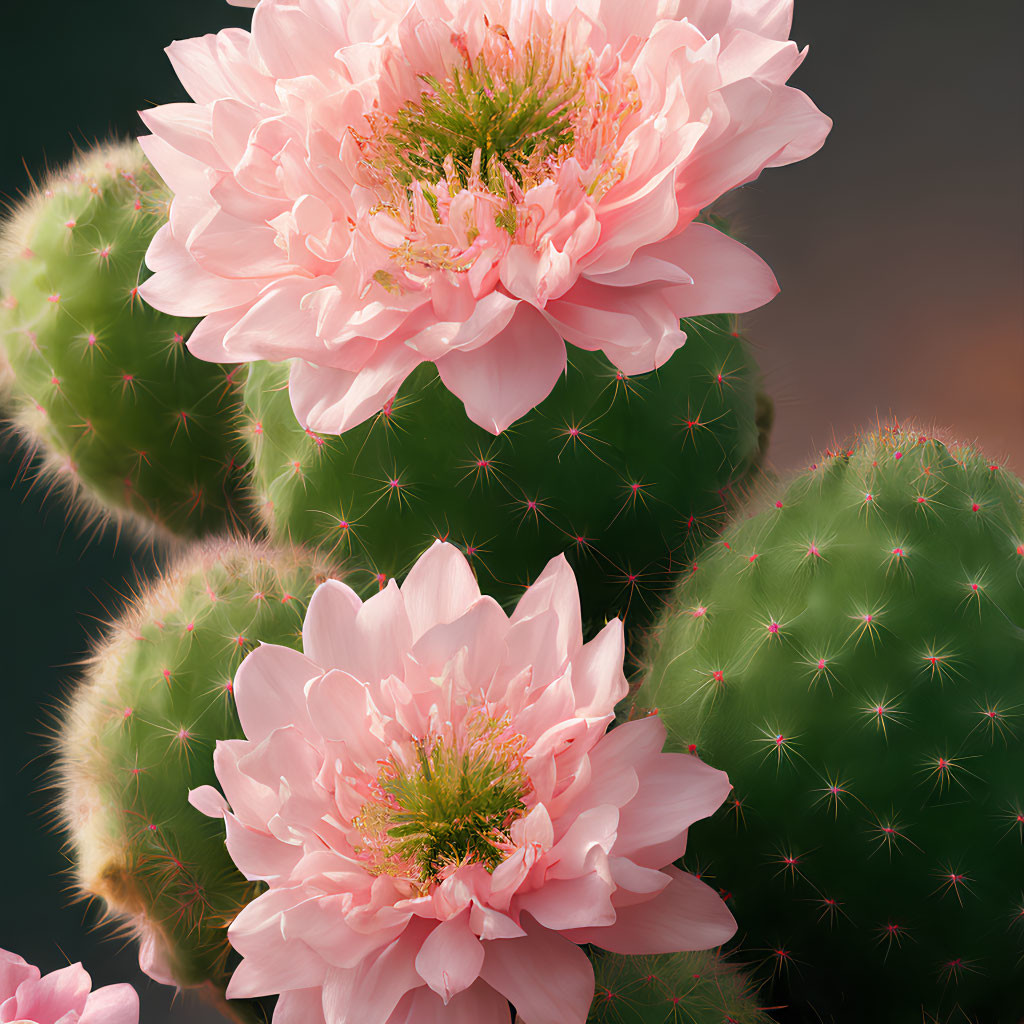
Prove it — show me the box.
[635,427,1024,1022]
[0,142,251,539]
[588,950,772,1024]
[245,314,766,646]
[59,539,341,1015]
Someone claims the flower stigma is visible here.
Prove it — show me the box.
[352,711,530,885]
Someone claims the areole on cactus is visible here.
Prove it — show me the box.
[57,537,343,1021]
[0,142,252,540]
[634,425,1024,1021]
[244,312,768,650]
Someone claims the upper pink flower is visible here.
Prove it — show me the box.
[140,0,830,434]
[0,949,138,1024]
[190,541,734,1023]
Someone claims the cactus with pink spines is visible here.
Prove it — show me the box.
[244,313,769,645]
[58,538,342,1020]
[0,142,252,540]
[635,426,1024,1022]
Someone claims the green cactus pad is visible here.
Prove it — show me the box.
[0,142,251,540]
[244,314,766,646]
[588,949,772,1023]
[636,426,1024,1022]
[58,539,342,1016]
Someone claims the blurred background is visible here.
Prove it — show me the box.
[0,2,1020,1022]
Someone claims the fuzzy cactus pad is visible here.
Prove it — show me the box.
[244,314,766,647]
[636,427,1024,1022]
[588,950,771,1023]
[58,539,342,1017]
[0,143,251,539]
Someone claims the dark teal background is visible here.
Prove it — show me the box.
[0,2,1020,1023]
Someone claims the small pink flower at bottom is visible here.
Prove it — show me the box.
[191,542,735,1023]
[0,948,138,1024]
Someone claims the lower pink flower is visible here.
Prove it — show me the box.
[0,948,138,1024]
[191,542,734,1023]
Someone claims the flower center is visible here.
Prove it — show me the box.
[353,715,529,883]
[363,28,584,207]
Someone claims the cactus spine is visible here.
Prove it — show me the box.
[636,426,1024,1021]
[0,142,251,540]
[245,313,767,646]
[588,950,772,1023]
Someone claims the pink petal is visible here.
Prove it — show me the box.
[409,597,508,684]
[480,915,594,1024]
[516,869,616,931]
[14,963,91,1021]
[165,31,256,105]
[139,103,225,170]
[563,865,736,953]
[399,542,483,640]
[187,208,291,279]
[547,804,620,878]
[288,346,423,434]
[216,278,327,361]
[0,950,38,997]
[406,290,522,361]
[182,305,251,363]
[282,895,405,969]
[509,554,583,667]
[569,619,628,717]
[304,670,382,769]
[224,812,302,882]
[227,890,329,998]
[79,984,140,1024]
[137,133,210,199]
[349,580,414,682]
[583,251,695,288]
[229,947,327,1000]
[616,752,732,867]
[468,904,527,942]
[137,927,176,986]
[606,857,671,907]
[274,988,327,1024]
[542,281,687,375]
[188,785,228,818]
[583,169,688,276]
[390,979,512,1024]
[659,223,779,318]
[556,718,660,824]
[211,740,278,831]
[140,224,261,316]
[321,919,432,1024]
[685,78,830,206]
[435,303,566,434]
[414,912,485,1004]
[251,0,345,79]
[232,643,320,743]
[302,578,364,668]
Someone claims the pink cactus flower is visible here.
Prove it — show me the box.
[140,0,830,434]
[190,541,734,1023]
[0,949,138,1024]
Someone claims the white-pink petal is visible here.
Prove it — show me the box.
[435,303,567,434]
[79,983,141,1024]
[480,916,595,1024]
[399,541,484,641]
[414,911,485,1004]
[232,643,320,743]
[563,865,737,953]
